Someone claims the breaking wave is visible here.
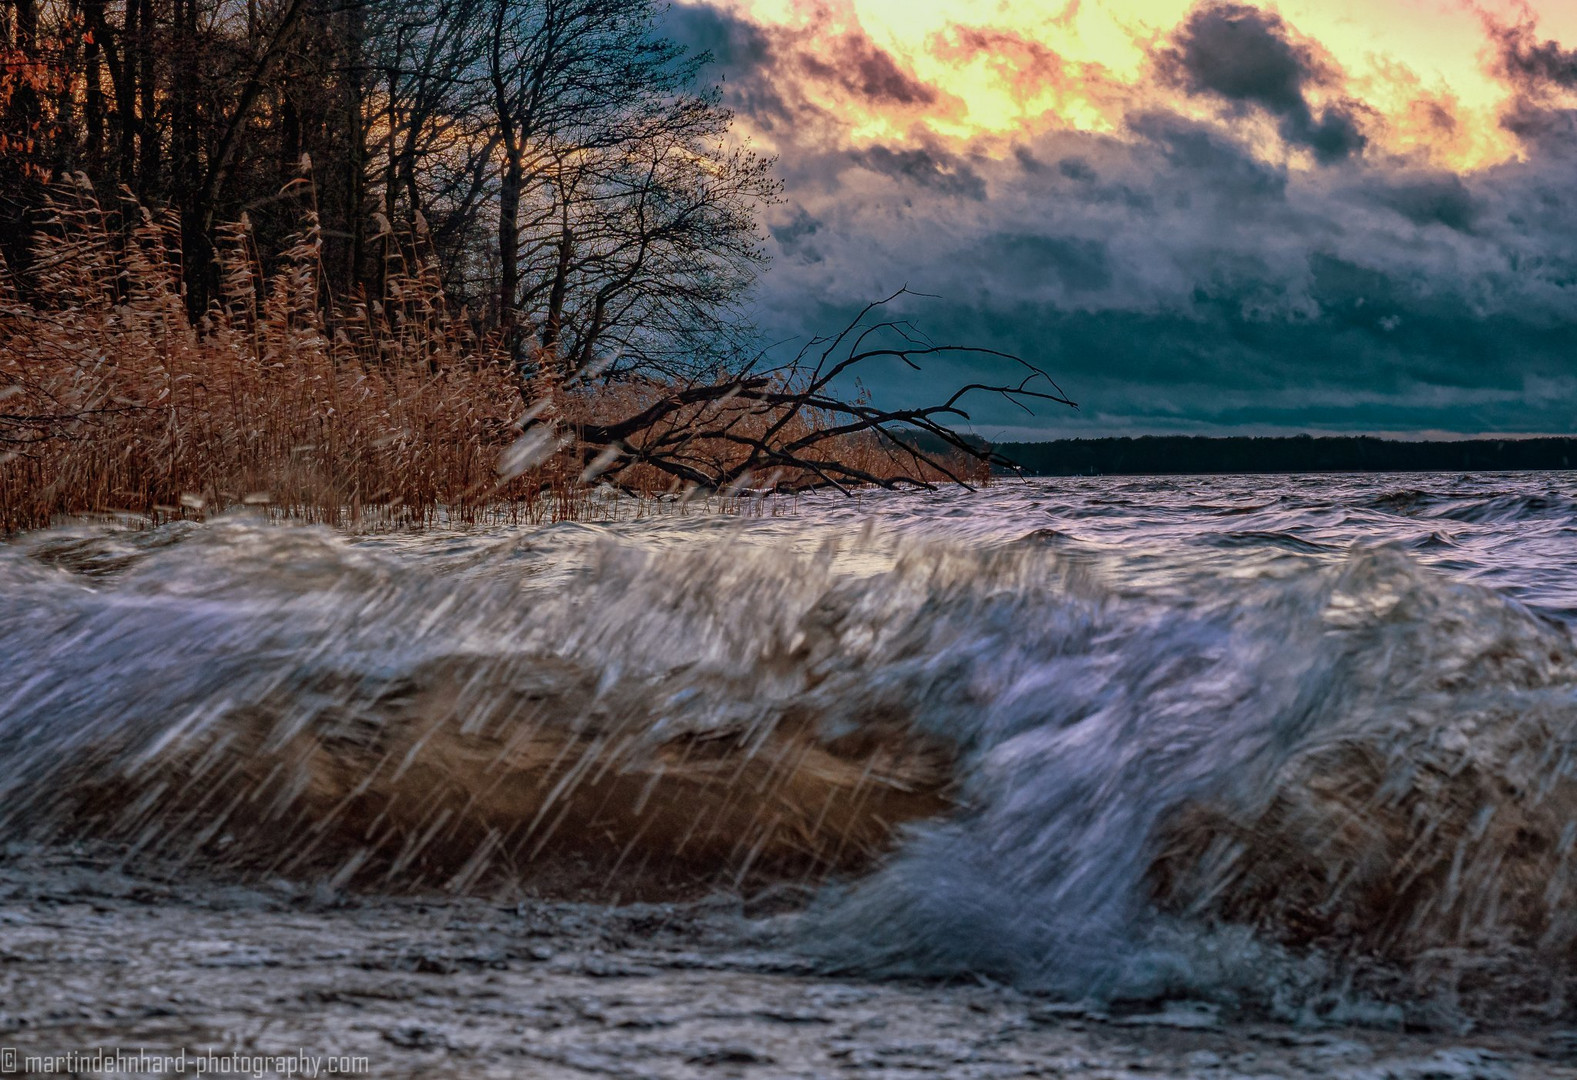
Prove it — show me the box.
[803,543,1577,1019]
[3,471,1577,1020]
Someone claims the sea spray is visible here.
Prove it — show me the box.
[803,546,1577,1018]
[2,472,1576,1020]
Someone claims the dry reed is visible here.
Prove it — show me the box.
[0,176,536,532]
[0,176,985,535]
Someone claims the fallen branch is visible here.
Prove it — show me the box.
[547,288,1077,494]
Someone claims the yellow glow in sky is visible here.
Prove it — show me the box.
[704,0,1577,170]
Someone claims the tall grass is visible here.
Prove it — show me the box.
[0,176,534,532]
[0,177,985,534]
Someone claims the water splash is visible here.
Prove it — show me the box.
[3,471,1577,1020]
[804,546,1577,1018]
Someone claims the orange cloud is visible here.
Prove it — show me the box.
[800,25,940,105]
[686,0,1577,171]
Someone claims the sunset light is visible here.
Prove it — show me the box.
[696,0,1577,170]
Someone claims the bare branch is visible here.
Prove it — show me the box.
[544,293,1077,495]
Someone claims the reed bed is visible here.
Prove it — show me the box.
[0,178,984,535]
[0,177,523,532]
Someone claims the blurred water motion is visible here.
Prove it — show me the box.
[4,471,1577,1016]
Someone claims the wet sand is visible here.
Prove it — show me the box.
[3,849,1575,1080]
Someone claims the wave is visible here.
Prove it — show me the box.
[4,516,1577,1021]
[802,544,1577,1020]
[1360,488,1577,529]
[0,521,961,897]
[1209,530,1332,553]
[1436,492,1577,525]
[1364,488,1444,515]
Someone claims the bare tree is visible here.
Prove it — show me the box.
[523,88,780,383]
[364,0,496,295]
[483,0,747,364]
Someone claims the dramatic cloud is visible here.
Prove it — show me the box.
[931,27,1071,103]
[1158,2,1367,163]
[1490,21,1577,158]
[663,1,943,129]
[1495,22,1577,91]
[661,0,1577,436]
[1363,173,1479,233]
[801,28,938,105]
[663,2,794,127]
[850,145,987,199]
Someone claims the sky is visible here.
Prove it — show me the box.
[661,0,1577,440]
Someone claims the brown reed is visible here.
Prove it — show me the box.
[0,176,533,532]
[0,177,985,534]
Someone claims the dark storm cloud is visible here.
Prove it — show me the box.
[1158,2,1367,163]
[850,146,987,200]
[659,2,938,123]
[1128,112,1287,202]
[1364,174,1479,233]
[801,30,937,106]
[660,2,795,126]
[1499,97,1577,154]
[752,107,1577,434]
[1161,3,1312,114]
[1012,146,1048,174]
[1489,22,1577,157]
[1495,22,1577,90]
[661,2,1577,435]
[1055,157,1095,182]
[769,208,825,264]
[990,235,1112,293]
[662,0,773,70]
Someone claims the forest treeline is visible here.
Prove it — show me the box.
[0,0,777,375]
[998,436,1577,476]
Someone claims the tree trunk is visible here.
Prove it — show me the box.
[343,0,367,294]
[115,0,138,185]
[48,0,78,170]
[540,224,573,357]
[81,0,126,177]
[497,147,523,355]
[13,0,36,48]
[83,0,104,166]
[136,0,157,194]
[576,292,606,374]
[175,0,197,180]
[188,0,309,311]
[280,95,300,168]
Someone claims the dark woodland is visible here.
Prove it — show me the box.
[998,436,1577,477]
[0,0,779,371]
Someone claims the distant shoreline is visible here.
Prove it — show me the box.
[994,435,1577,476]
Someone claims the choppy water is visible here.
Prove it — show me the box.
[4,471,1577,1020]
